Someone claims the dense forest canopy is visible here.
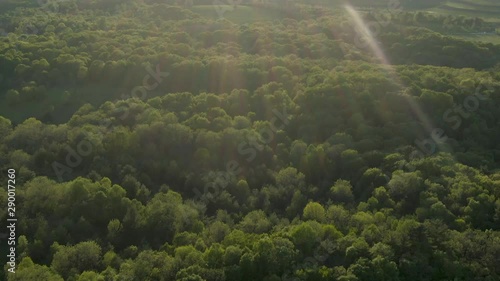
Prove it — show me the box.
[1,0,500,280]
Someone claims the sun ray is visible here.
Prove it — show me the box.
[344,4,435,136]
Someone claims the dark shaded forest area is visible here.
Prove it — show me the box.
[1,0,500,280]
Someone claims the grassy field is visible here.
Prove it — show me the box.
[189,0,500,20]
[452,34,500,45]
[428,0,500,21]
[424,0,500,44]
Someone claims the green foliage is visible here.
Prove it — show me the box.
[303,202,326,222]
[8,257,63,281]
[1,1,500,280]
[238,210,272,234]
[50,241,102,279]
[331,180,355,205]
